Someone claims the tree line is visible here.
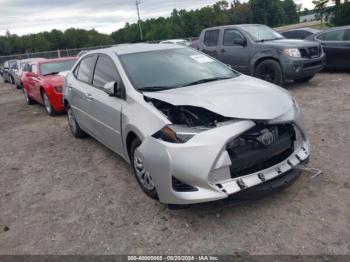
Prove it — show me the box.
[1,0,349,57]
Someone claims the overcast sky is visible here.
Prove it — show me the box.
[0,0,314,36]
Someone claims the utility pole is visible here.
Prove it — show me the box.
[136,0,144,41]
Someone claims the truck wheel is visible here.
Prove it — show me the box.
[295,75,315,83]
[255,59,284,86]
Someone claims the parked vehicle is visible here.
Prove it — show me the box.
[306,26,350,69]
[77,50,89,57]
[281,28,321,40]
[13,58,46,89]
[160,39,191,46]
[22,57,78,115]
[63,44,310,206]
[2,60,18,84]
[196,24,326,86]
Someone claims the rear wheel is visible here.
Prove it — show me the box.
[23,88,34,105]
[294,75,315,83]
[255,59,284,86]
[67,105,86,138]
[130,138,158,200]
[42,92,57,116]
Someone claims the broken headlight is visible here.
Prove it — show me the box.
[152,125,206,143]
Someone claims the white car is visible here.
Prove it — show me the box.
[160,39,191,46]
[63,44,310,206]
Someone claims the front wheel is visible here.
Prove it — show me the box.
[42,92,57,116]
[294,75,315,83]
[131,138,158,200]
[255,59,284,86]
[23,88,34,105]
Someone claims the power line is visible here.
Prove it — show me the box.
[136,0,144,41]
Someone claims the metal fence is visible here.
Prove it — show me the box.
[0,45,113,65]
[0,38,199,65]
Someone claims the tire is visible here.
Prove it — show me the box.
[67,105,86,139]
[42,91,57,116]
[130,138,158,200]
[294,75,315,83]
[255,59,284,86]
[10,76,15,85]
[23,88,34,105]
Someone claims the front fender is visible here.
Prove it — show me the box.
[250,49,281,74]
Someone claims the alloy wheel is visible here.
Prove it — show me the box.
[67,108,77,134]
[133,153,155,191]
[43,93,52,114]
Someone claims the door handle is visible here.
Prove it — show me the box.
[85,93,94,101]
[220,48,226,53]
[67,83,73,89]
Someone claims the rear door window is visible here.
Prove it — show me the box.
[204,30,220,46]
[76,55,96,83]
[92,55,120,89]
[317,29,345,41]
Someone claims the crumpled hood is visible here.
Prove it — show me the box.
[144,75,293,120]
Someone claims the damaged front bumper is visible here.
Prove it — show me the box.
[137,107,310,205]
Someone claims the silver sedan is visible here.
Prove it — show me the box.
[63,44,310,205]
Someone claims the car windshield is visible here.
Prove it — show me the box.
[40,59,77,76]
[241,25,284,42]
[119,48,239,91]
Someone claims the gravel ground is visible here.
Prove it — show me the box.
[0,73,349,255]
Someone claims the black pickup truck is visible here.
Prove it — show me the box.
[194,24,326,86]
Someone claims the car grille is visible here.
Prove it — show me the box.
[300,46,320,59]
[226,124,295,178]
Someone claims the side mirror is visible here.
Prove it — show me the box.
[103,81,116,96]
[233,38,247,46]
[103,81,124,98]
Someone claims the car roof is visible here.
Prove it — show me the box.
[203,24,266,31]
[88,43,184,56]
[19,58,46,63]
[282,27,321,33]
[5,59,17,63]
[36,57,77,65]
[161,39,188,42]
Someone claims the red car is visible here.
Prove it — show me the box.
[21,57,78,115]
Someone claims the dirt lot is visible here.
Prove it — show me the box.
[0,73,349,255]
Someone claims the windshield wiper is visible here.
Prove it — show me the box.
[180,77,231,87]
[137,86,176,92]
[43,72,60,76]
